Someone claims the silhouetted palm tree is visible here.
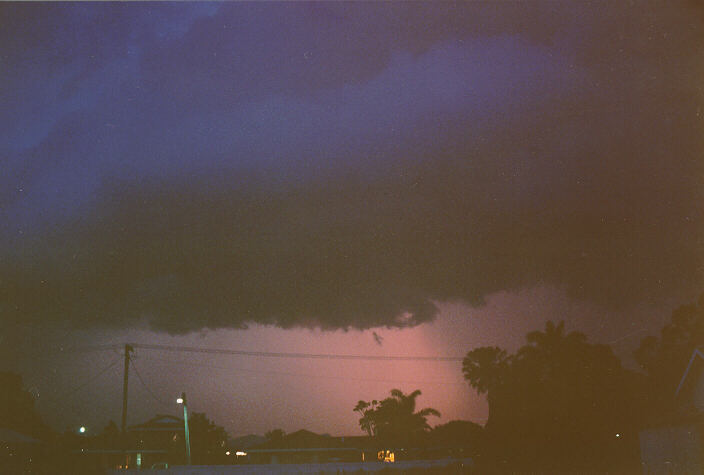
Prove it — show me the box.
[524,320,586,351]
[462,346,511,395]
[377,389,439,444]
[355,389,439,444]
[518,320,587,369]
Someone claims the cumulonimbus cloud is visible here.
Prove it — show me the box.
[0,1,702,334]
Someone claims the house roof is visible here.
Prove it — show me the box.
[251,430,375,450]
[252,429,334,450]
[0,427,42,444]
[128,414,184,432]
[228,434,267,449]
[247,447,360,454]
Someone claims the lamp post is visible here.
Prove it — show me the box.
[177,392,191,465]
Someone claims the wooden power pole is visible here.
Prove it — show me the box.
[121,344,133,434]
[121,344,134,467]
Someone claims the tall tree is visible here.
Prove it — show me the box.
[463,321,643,472]
[521,320,587,360]
[354,389,439,446]
[187,412,228,465]
[634,293,704,409]
[0,372,48,438]
[353,400,378,437]
[462,346,510,396]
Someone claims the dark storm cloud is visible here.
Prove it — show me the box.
[0,2,702,333]
[137,2,563,109]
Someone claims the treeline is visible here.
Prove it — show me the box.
[354,293,704,472]
[463,320,644,471]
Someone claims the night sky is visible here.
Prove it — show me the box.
[1,2,702,438]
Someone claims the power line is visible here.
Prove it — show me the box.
[129,343,464,362]
[130,358,172,409]
[69,344,124,352]
[133,353,468,386]
[45,357,121,409]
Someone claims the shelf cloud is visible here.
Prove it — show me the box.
[1,2,702,334]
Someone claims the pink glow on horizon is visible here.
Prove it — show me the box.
[28,285,674,437]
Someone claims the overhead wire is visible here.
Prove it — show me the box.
[129,343,464,362]
[36,342,465,422]
[47,343,124,354]
[42,357,122,414]
[133,352,468,386]
[130,358,172,410]
[32,341,466,431]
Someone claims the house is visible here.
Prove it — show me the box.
[126,414,186,469]
[639,348,704,474]
[63,414,185,472]
[244,430,368,464]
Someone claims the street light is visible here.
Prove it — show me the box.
[176,392,191,465]
[78,426,86,434]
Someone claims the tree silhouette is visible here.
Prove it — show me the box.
[463,320,643,472]
[188,412,228,465]
[634,292,704,411]
[462,346,510,395]
[353,400,378,437]
[97,420,120,448]
[0,372,48,438]
[521,320,587,359]
[354,389,439,446]
[429,420,484,454]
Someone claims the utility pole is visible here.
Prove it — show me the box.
[121,344,133,468]
[121,344,133,434]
